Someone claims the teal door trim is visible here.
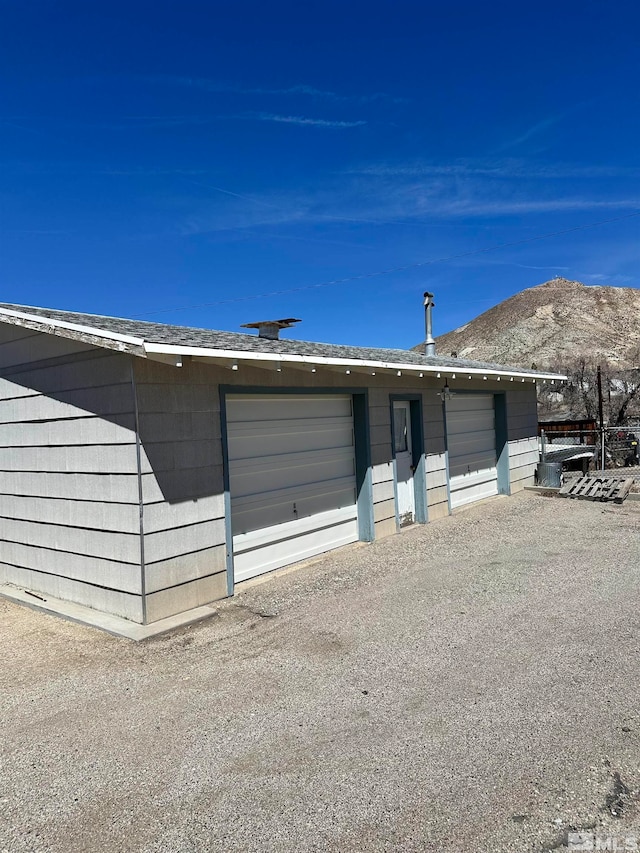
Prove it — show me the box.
[494,392,511,495]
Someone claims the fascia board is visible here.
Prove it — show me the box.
[0,308,146,347]
[143,342,566,381]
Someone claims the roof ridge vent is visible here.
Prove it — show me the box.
[240,318,301,340]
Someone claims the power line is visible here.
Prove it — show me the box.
[133,210,640,318]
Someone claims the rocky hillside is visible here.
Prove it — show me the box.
[419,278,640,369]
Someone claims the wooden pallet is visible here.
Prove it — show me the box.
[559,476,634,503]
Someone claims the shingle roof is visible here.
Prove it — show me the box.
[0,302,562,379]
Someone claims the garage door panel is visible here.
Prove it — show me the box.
[226,394,353,424]
[230,456,356,501]
[233,510,358,583]
[228,414,354,438]
[450,466,497,487]
[230,445,354,478]
[231,480,357,529]
[228,420,354,459]
[232,485,357,536]
[227,394,358,581]
[449,474,498,508]
[447,395,494,413]
[446,412,496,436]
[449,452,497,478]
[448,430,496,459]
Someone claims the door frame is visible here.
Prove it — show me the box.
[219,385,374,597]
[389,394,428,530]
[442,389,510,513]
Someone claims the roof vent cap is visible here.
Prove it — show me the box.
[241,318,301,340]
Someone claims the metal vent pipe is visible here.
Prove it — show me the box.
[424,292,435,356]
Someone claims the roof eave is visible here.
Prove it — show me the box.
[0,307,146,356]
[143,342,566,381]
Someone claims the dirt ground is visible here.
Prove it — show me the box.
[2,491,640,853]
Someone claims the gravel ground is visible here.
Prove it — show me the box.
[2,491,640,853]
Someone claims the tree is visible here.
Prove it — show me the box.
[537,349,640,425]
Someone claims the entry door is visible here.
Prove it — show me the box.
[393,401,416,526]
[226,394,359,582]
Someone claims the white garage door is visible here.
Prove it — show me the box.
[446,394,498,509]
[226,394,358,583]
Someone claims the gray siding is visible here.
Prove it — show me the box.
[0,328,143,622]
[133,358,227,622]
[423,396,449,521]
[505,383,539,492]
[368,390,397,540]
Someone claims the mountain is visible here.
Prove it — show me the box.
[419,278,640,369]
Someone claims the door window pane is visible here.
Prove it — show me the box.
[394,407,408,453]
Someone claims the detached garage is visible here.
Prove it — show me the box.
[0,303,562,630]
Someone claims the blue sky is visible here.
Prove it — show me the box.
[1,0,639,348]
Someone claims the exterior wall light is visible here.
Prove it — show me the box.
[438,379,454,401]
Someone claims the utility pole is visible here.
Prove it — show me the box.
[597,364,605,470]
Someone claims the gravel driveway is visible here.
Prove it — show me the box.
[2,491,640,853]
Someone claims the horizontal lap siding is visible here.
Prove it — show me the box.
[0,443,143,474]
[0,516,139,563]
[143,493,225,533]
[0,383,136,422]
[0,331,143,622]
[423,401,448,521]
[0,470,140,502]
[145,573,227,624]
[0,493,140,531]
[0,328,95,369]
[369,399,396,537]
[0,541,139,593]
[372,462,395,526]
[0,347,134,393]
[133,359,227,621]
[423,401,445,456]
[426,452,449,520]
[509,436,539,492]
[0,416,136,446]
[0,564,142,623]
[506,386,539,491]
[144,518,225,563]
[506,386,538,440]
